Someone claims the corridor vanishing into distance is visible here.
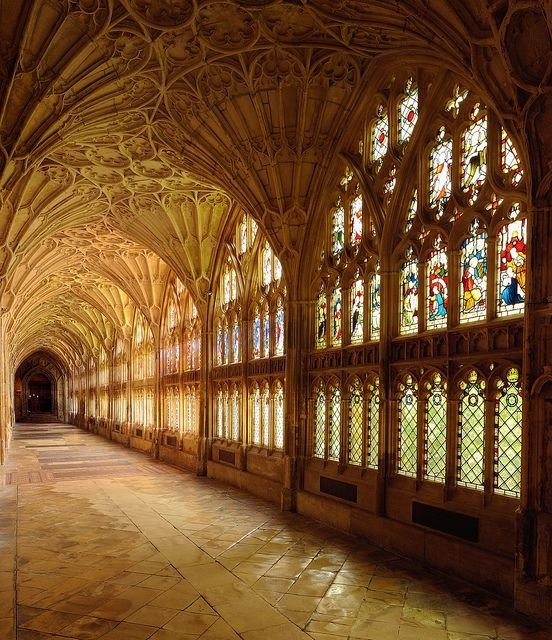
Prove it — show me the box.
[0,422,547,640]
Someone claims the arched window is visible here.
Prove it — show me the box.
[371,105,389,170]
[230,385,240,441]
[251,384,261,446]
[429,126,452,217]
[274,381,284,450]
[494,368,522,497]
[350,273,364,345]
[423,373,447,482]
[314,383,326,458]
[275,297,285,356]
[497,207,526,318]
[460,219,488,324]
[458,370,486,490]
[367,378,380,469]
[461,104,487,205]
[398,77,418,145]
[398,375,418,477]
[426,236,448,330]
[328,384,341,461]
[316,286,327,349]
[400,248,419,335]
[331,197,345,255]
[331,281,343,347]
[369,266,381,341]
[261,383,270,447]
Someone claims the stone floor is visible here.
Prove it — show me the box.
[0,422,548,640]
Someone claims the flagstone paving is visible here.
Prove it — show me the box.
[0,422,547,639]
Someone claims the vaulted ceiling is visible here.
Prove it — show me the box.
[0,0,546,369]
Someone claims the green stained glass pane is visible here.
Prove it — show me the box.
[457,372,485,490]
[329,386,341,461]
[398,378,418,477]
[494,368,522,497]
[348,384,363,465]
[424,375,447,482]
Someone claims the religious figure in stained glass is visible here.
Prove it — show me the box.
[400,253,418,334]
[332,200,345,255]
[370,269,381,340]
[216,323,223,366]
[497,217,526,316]
[275,298,285,356]
[232,319,240,363]
[461,106,487,204]
[331,285,342,347]
[263,304,270,356]
[426,240,448,330]
[350,192,362,246]
[460,222,488,323]
[316,287,327,349]
[253,308,261,359]
[398,77,418,144]
[429,127,452,218]
[350,275,364,344]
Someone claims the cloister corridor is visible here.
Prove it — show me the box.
[0,421,546,640]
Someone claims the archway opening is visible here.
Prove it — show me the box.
[27,373,53,414]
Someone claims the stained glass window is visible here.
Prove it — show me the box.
[348,381,363,465]
[230,269,237,302]
[501,128,524,187]
[275,297,285,356]
[400,251,419,335]
[223,386,229,439]
[365,379,379,468]
[239,216,247,254]
[263,303,270,357]
[331,283,343,347]
[332,199,345,255]
[223,268,231,305]
[261,384,270,447]
[405,190,417,232]
[424,373,447,482]
[329,385,341,461]
[216,322,223,366]
[494,368,522,497]
[461,106,487,204]
[371,105,388,170]
[383,165,397,197]
[232,318,240,363]
[274,256,282,282]
[263,244,272,286]
[216,388,223,438]
[497,215,526,317]
[429,127,452,217]
[253,307,261,359]
[458,371,485,490]
[426,238,448,330]
[232,387,240,440]
[314,385,326,458]
[350,192,363,247]
[350,274,364,344]
[370,268,381,340]
[316,287,327,349]
[398,77,418,144]
[398,376,418,477]
[274,383,284,449]
[252,386,261,445]
[460,220,488,323]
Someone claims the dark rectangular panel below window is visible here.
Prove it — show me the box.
[218,449,236,465]
[166,436,177,447]
[412,501,479,542]
[135,428,143,437]
[320,476,358,502]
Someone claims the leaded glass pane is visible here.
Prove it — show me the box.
[429,128,452,218]
[424,374,447,482]
[232,320,240,363]
[497,217,526,317]
[371,106,388,170]
[405,190,417,232]
[223,324,229,364]
[216,323,223,366]
[329,386,341,461]
[263,306,270,357]
[398,377,418,477]
[350,276,364,345]
[367,379,380,469]
[263,245,272,286]
[316,288,327,349]
[461,107,487,204]
[252,387,261,445]
[426,242,448,330]
[501,128,524,187]
[370,270,381,340]
[231,389,240,441]
[350,193,363,246]
[348,383,363,465]
[460,224,488,323]
[314,387,326,458]
[274,385,284,449]
[400,256,419,335]
[494,368,521,497]
[332,202,345,255]
[458,371,485,490]
[262,386,270,447]
[239,217,247,254]
[274,256,282,281]
[331,285,343,347]
[398,77,418,144]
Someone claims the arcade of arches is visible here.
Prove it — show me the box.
[1,0,552,626]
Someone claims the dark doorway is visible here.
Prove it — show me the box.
[27,373,52,413]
